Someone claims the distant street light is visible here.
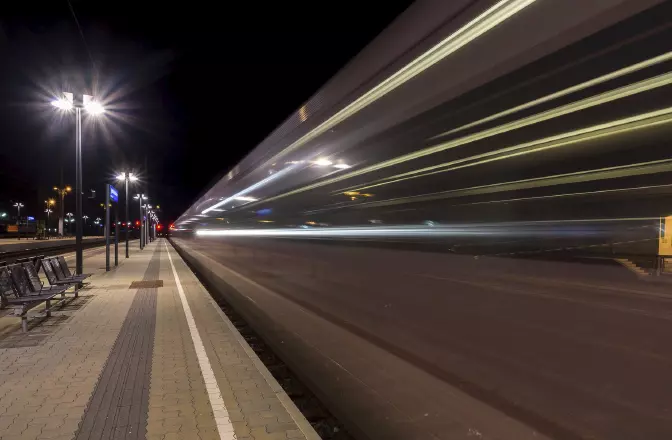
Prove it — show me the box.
[66,212,74,235]
[117,172,138,258]
[134,194,148,249]
[13,202,24,225]
[51,92,105,275]
[53,186,71,236]
[44,208,53,238]
[83,215,89,237]
[45,199,55,238]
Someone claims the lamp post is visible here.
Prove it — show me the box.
[45,199,55,239]
[82,215,89,237]
[52,93,105,275]
[117,172,138,258]
[44,208,52,239]
[13,202,24,225]
[134,194,147,249]
[66,212,74,236]
[146,204,152,244]
[53,185,71,236]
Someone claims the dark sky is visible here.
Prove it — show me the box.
[0,0,412,224]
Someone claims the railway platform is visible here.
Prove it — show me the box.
[0,238,317,440]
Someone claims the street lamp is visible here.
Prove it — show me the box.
[44,199,55,238]
[66,212,74,236]
[82,215,89,237]
[13,202,24,225]
[51,92,105,275]
[53,185,72,237]
[146,204,152,244]
[133,194,147,249]
[44,208,53,238]
[117,172,138,258]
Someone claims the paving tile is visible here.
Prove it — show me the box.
[0,239,316,440]
[163,242,317,440]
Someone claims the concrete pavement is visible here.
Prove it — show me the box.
[0,239,317,440]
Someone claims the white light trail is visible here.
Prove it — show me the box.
[195,220,655,239]
[262,0,537,165]
[201,165,297,214]
[352,158,672,209]
[451,183,672,206]
[256,74,672,205]
[346,106,672,192]
[433,51,672,139]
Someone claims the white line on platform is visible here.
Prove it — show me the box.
[164,241,236,440]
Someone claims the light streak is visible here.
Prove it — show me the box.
[432,51,672,139]
[262,0,537,165]
[346,106,672,192]
[195,219,658,239]
[257,74,672,205]
[201,165,298,214]
[348,158,672,210]
[451,183,672,207]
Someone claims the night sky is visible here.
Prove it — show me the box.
[0,1,412,224]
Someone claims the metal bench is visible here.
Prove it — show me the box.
[54,256,92,280]
[31,255,45,270]
[0,266,65,332]
[21,262,77,298]
[43,257,89,284]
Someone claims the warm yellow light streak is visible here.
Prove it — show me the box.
[353,159,672,209]
[340,73,672,191]
[451,183,672,207]
[347,107,672,192]
[262,107,672,203]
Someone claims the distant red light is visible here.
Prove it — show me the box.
[135,220,140,226]
[157,224,163,230]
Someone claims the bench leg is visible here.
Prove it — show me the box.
[45,300,51,318]
[21,304,28,333]
[20,305,28,333]
[74,284,79,299]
